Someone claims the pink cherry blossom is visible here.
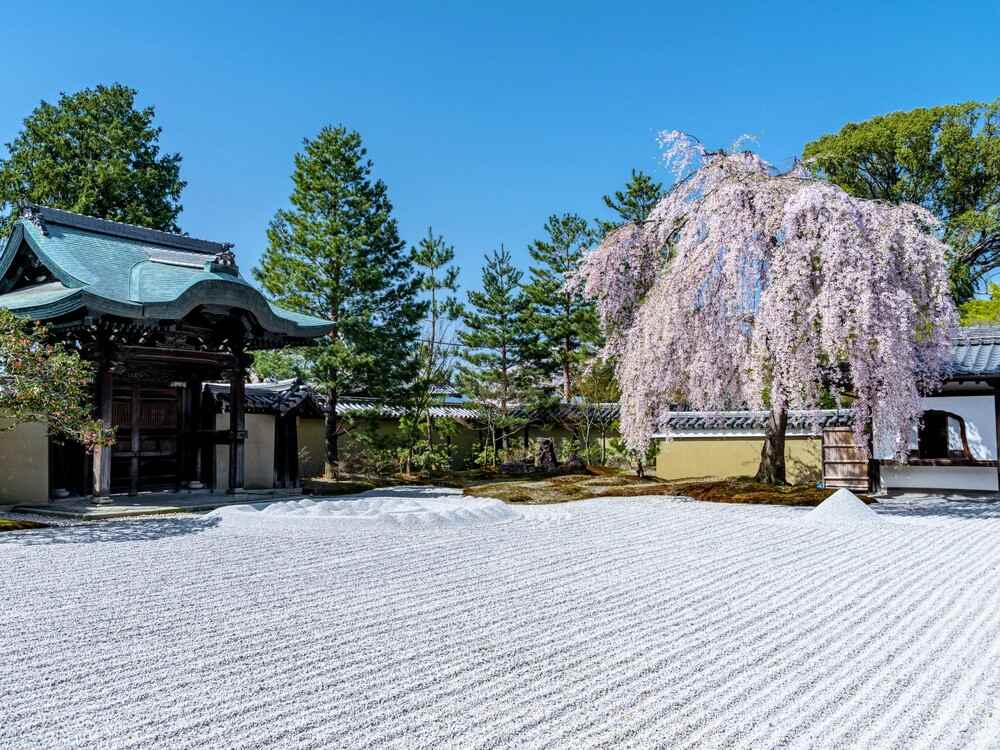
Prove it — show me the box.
[573,140,956,458]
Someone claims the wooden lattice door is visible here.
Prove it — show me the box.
[111,385,182,495]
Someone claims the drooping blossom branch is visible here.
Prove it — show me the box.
[572,138,956,458]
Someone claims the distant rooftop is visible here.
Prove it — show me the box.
[951,325,1000,379]
[205,379,325,416]
[655,409,853,435]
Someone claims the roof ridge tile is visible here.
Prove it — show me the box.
[26,205,231,256]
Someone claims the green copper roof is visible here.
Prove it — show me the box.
[0,207,332,340]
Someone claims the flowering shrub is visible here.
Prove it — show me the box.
[0,310,113,449]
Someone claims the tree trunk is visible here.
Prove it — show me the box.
[426,295,436,447]
[755,403,788,484]
[562,339,572,402]
[324,389,339,479]
[562,293,573,401]
[866,428,880,493]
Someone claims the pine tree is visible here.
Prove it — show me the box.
[457,247,546,467]
[412,227,463,445]
[254,125,426,477]
[596,168,664,236]
[524,213,601,401]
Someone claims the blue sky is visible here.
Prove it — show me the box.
[2,1,998,295]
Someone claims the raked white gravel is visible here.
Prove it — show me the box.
[2,486,1000,749]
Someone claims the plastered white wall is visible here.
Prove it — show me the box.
[880,394,998,491]
[881,465,998,492]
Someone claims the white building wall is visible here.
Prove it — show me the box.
[879,393,998,492]
[214,413,277,490]
[880,465,997,492]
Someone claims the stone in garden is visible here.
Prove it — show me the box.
[537,439,559,472]
[562,451,586,473]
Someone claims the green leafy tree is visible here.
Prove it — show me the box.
[596,168,664,236]
[563,357,621,465]
[412,227,463,445]
[0,84,185,236]
[524,213,601,400]
[250,349,312,382]
[960,282,1000,325]
[457,247,547,467]
[0,310,111,449]
[254,125,426,477]
[803,101,1000,302]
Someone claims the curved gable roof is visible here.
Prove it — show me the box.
[0,207,333,341]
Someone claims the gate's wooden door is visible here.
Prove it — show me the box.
[822,427,869,491]
[111,385,182,495]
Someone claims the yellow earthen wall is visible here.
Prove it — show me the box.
[0,420,50,504]
[655,436,822,484]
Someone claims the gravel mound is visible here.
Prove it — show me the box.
[805,488,880,525]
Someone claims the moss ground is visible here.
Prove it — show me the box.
[463,473,872,507]
[0,518,48,532]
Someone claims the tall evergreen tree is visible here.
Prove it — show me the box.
[412,227,463,444]
[596,168,664,236]
[0,84,185,235]
[524,213,601,400]
[457,247,546,466]
[254,125,425,477]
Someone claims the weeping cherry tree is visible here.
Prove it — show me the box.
[572,132,957,483]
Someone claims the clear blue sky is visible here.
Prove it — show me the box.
[2,1,998,295]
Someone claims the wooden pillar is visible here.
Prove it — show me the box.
[175,383,186,492]
[199,387,216,491]
[188,381,205,490]
[128,384,140,496]
[227,331,247,493]
[228,371,246,493]
[92,362,114,502]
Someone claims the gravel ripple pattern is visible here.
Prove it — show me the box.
[2,489,1000,749]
